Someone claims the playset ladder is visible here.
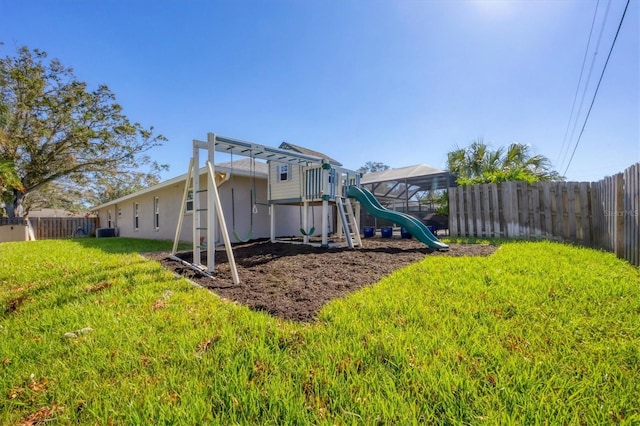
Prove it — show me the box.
[170,135,240,285]
[336,197,362,248]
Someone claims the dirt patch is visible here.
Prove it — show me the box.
[145,237,498,322]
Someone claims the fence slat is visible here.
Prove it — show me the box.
[458,187,467,236]
[481,184,491,236]
[465,186,473,236]
[531,185,541,238]
[490,184,500,237]
[579,182,590,246]
[473,185,482,236]
[518,182,529,238]
[542,183,552,238]
[615,173,625,258]
[509,182,520,238]
[449,187,458,237]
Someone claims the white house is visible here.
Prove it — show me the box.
[92,157,333,244]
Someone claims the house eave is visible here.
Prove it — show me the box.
[92,164,267,211]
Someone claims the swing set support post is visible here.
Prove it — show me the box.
[302,200,309,244]
[171,158,194,256]
[206,160,239,284]
[206,133,216,274]
[270,205,276,243]
[321,199,329,247]
[321,162,331,247]
[192,140,202,267]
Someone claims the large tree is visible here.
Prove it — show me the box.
[0,45,166,217]
[447,139,562,185]
[357,161,390,175]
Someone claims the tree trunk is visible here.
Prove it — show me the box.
[11,190,26,218]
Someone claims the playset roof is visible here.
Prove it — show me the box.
[279,142,342,166]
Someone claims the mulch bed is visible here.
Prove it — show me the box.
[144,237,498,322]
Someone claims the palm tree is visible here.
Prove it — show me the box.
[447,139,562,185]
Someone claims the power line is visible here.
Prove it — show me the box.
[563,0,631,176]
[557,0,601,169]
[560,0,613,172]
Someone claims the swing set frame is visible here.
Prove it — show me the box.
[171,132,362,283]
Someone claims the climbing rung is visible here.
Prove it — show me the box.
[337,196,362,249]
[196,227,208,230]
[196,208,208,212]
[196,189,208,193]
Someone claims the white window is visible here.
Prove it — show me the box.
[134,202,139,231]
[153,197,160,230]
[118,207,122,218]
[186,190,194,213]
[279,164,289,181]
[107,210,112,228]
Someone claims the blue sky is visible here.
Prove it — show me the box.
[1,0,638,182]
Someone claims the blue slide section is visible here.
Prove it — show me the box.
[347,186,449,251]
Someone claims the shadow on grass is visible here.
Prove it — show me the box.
[441,236,505,245]
[69,237,189,254]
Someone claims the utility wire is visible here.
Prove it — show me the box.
[556,0,600,168]
[561,0,613,170]
[563,0,631,176]
[559,0,613,172]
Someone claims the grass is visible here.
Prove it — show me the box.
[1,237,638,424]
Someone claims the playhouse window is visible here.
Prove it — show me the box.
[186,190,193,213]
[279,164,289,181]
[153,197,160,230]
[133,202,139,231]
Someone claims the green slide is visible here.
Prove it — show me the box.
[347,186,449,251]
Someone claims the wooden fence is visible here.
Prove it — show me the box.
[449,163,640,266]
[0,217,99,240]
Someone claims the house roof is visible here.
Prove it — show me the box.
[92,159,268,210]
[279,142,342,166]
[360,164,455,201]
[217,158,268,176]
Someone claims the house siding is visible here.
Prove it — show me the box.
[96,172,309,243]
[268,161,304,202]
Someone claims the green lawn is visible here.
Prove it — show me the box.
[1,238,638,424]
